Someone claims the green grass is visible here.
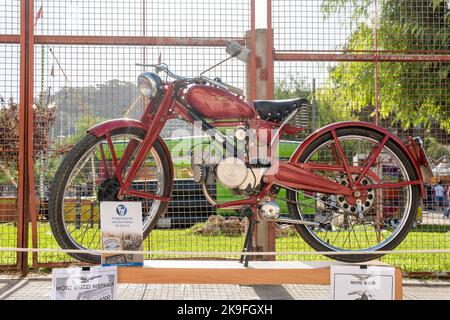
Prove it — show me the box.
[98,137,300,168]
[0,222,448,272]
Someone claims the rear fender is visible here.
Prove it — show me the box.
[290,121,425,196]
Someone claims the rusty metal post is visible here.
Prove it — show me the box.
[18,0,34,275]
[373,0,380,125]
[266,0,274,100]
[246,27,276,261]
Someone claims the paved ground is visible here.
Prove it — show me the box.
[0,275,448,300]
[421,211,450,225]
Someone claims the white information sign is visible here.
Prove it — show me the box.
[100,201,143,267]
[331,265,396,300]
[52,266,117,300]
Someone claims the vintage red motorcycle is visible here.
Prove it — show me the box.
[49,41,432,264]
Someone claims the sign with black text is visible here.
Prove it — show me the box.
[100,201,143,267]
[331,265,395,300]
[52,266,117,300]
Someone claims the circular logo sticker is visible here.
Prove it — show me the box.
[116,204,127,216]
[104,239,121,250]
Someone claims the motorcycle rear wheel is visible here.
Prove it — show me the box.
[286,127,419,262]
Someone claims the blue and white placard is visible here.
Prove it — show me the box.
[100,201,143,267]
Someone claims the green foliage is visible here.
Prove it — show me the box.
[64,114,106,146]
[321,0,373,21]
[424,136,450,160]
[274,75,311,100]
[39,114,106,182]
[320,0,450,132]
[274,73,355,127]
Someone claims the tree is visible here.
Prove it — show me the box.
[274,75,315,137]
[320,0,450,132]
[0,96,56,186]
[51,79,140,138]
[275,74,356,131]
[424,136,450,160]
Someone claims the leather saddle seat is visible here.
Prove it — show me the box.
[253,98,309,122]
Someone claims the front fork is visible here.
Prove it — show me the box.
[103,84,176,202]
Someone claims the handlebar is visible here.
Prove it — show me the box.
[135,63,189,81]
[135,63,244,96]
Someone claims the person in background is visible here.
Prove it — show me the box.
[444,184,450,219]
[434,181,445,212]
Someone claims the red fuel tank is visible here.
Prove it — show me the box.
[186,85,255,120]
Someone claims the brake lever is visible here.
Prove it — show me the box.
[135,63,158,68]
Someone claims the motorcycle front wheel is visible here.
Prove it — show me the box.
[48,127,172,264]
[286,127,419,262]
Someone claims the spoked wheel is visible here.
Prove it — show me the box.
[286,127,419,262]
[48,127,172,264]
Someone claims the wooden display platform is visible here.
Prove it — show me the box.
[118,260,403,300]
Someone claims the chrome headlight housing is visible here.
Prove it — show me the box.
[137,72,162,99]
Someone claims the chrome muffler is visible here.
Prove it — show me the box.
[259,200,321,227]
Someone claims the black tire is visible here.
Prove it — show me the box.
[286,127,419,263]
[48,127,172,264]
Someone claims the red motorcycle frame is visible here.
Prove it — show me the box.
[88,79,430,212]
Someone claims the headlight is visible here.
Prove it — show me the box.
[137,72,162,99]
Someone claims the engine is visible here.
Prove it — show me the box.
[216,157,267,191]
[193,155,266,192]
[191,126,268,193]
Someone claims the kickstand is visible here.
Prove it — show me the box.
[239,206,256,267]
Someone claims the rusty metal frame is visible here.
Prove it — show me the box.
[248,0,257,103]
[0,1,257,272]
[274,52,450,62]
[0,0,447,275]
[265,0,275,257]
[17,0,35,275]
[266,0,274,100]
[269,0,450,276]
[0,35,246,47]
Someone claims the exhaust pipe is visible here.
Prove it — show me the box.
[259,200,321,227]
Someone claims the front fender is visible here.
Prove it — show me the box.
[88,118,148,137]
[290,121,425,196]
[87,118,174,195]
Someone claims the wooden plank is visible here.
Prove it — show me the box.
[118,267,331,285]
[117,260,403,300]
[395,268,403,300]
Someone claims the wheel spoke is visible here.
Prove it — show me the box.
[355,135,389,186]
[286,130,415,258]
[54,132,167,262]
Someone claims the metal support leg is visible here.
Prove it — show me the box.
[239,206,256,267]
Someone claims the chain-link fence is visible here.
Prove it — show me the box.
[0,0,21,269]
[0,0,448,274]
[30,0,252,267]
[272,0,450,273]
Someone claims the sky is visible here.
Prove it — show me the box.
[0,0,358,101]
